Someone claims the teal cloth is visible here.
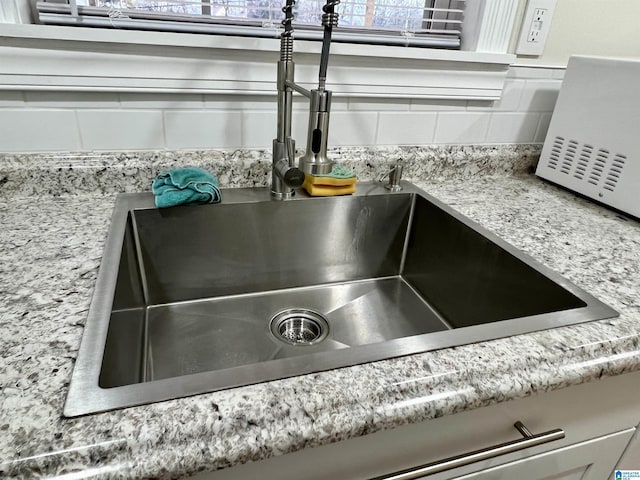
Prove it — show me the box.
[152,167,221,208]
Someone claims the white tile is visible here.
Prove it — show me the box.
[468,80,525,112]
[291,111,310,147]
[518,80,562,112]
[485,113,541,144]
[242,111,277,148]
[0,91,26,108]
[410,99,468,111]
[164,110,242,149]
[327,112,377,146]
[291,97,311,111]
[290,111,376,148]
[496,80,526,111]
[434,113,491,144]
[119,93,204,109]
[205,94,347,113]
[0,109,81,152]
[465,100,496,111]
[348,98,410,111]
[507,66,554,79]
[25,91,120,108]
[377,112,437,145]
[535,112,554,144]
[328,97,349,111]
[77,110,164,150]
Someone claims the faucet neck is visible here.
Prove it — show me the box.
[276,60,295,143]
[271,0,340,198]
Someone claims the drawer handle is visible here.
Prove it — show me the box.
[371,421,565,480]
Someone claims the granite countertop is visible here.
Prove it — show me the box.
[1,146,639,479]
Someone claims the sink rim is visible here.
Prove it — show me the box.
[64,181,618,417]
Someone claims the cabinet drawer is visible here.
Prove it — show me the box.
[205,371,640,480]
[423,429,634,480]
[616,427,640,471]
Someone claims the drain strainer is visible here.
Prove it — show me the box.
[270,308,329,346]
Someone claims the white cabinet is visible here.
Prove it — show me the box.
[204,371,640,480]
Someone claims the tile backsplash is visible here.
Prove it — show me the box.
[0,66,564,153]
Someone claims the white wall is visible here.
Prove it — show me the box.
[0,66,564,153]
[515,0,640,66]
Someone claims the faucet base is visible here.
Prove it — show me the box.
[271,189,296,200]
[384,184,403,192]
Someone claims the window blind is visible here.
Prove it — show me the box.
[34,0,465,48]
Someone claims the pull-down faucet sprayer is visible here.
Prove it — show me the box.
[271,0,339,199]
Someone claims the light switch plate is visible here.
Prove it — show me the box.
[516,0,557,56]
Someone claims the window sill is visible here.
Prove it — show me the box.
[0,24,516,100]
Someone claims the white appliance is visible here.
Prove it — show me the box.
[536,55,640,218]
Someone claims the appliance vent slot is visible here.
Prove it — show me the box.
[603,153,627,192]
[574,144,593,180]
[560,139,579,174]
[547,136,564,169]
[543,138,627,193]
[588,148,609,186]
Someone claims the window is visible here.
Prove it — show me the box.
[34,0,465,48]
[4,0,517,101]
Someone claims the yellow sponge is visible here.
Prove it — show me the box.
[303,174,357,187]
[303,177,356,196]
[302,165,357,196]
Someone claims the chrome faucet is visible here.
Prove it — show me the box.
[271,0,338,199]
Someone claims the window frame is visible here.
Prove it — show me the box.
[0,0,517,101]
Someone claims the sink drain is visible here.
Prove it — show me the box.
[270,309,329,346]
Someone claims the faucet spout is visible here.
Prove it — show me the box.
[299,89,333,175]
[271,0,339,199]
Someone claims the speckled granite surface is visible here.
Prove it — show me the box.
[0,145,540,197]
[1,145,639,479]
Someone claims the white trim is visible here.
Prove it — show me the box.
[0,0,32,24]
[0,24,515,100]
[513,63,567,70]
[475,0,520,54]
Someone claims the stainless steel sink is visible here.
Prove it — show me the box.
[64,182,617,416]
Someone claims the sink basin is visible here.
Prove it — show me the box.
[64,182,617,416]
